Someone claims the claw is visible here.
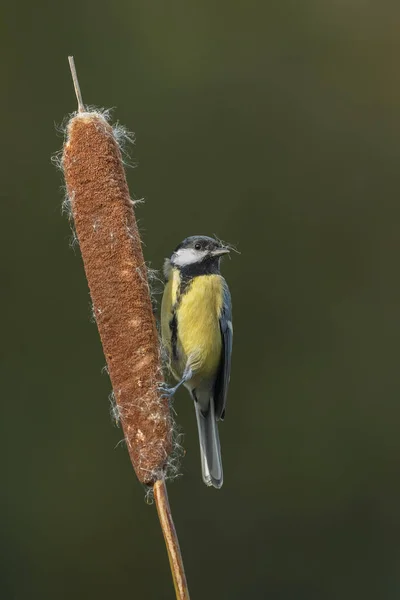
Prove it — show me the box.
[157,369,192,400]
[157,383,177,399]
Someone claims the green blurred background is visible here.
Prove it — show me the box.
[3,1,400,598]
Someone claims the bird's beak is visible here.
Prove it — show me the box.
[211,247,230,257]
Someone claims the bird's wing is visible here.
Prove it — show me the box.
[214,278,233,421]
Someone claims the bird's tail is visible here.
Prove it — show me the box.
[194,397,223,489]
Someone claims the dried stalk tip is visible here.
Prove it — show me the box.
[62,111,172,484]
[68,56,85,113]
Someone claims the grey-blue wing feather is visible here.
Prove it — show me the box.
[214,279,233,420]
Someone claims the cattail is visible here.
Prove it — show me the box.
[63,84,171,484]
[60,57,189,599]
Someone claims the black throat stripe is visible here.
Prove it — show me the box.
[178,258,220,297]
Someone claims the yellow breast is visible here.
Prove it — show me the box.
[161,270,223,383]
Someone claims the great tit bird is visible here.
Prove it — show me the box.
[161,235,233,488]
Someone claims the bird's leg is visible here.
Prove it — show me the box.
[158,367,192,399]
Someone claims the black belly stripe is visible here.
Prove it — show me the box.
[169,312,179,361]
[178,273,193,298]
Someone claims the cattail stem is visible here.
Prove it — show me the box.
[61,56,190,599]
[68,56,85,113]
[154,478,190,600]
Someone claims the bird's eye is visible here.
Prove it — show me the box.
[195,243,201,250]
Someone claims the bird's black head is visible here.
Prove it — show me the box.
[170,235,230,275]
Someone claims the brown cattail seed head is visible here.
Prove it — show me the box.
[62,112,172,484]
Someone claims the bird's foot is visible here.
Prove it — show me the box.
[157,382,178,399]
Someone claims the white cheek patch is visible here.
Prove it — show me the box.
[172,248,207,267]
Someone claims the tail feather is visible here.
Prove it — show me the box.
[194,398,223,488]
